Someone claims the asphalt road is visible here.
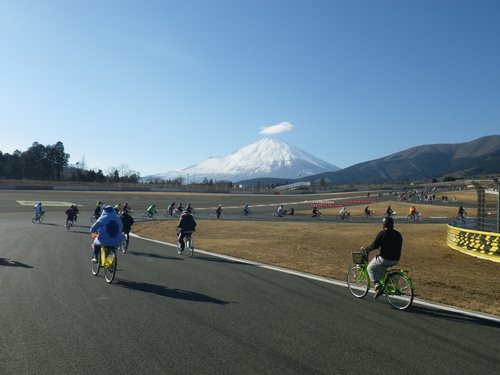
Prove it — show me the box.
[0,190,497,374]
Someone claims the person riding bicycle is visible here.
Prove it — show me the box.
[34,202,44,218]
[119,209,134,250]
[167,202,175,216]
[458,206,467,219]
[385,205,394,218]
[177,202,184,213]
[364,206,371,217]
[409,205,417,218]
[65,205,77,227]
[360,216,403,299]
[114,203,121,214]
[90,205,123,263]
[312,206,318,218]
[147,204,156,218]
[176,210,197,251]
[340,206,347,221]
[73,204,80,223]
[123,202,132,213]
[186,203,193,214]
[94,201,103,220]
[277,205,286,217]
[243,204,250,215]
[289,207,295,216]
[216,204,223,219]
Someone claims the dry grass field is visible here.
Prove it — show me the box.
[133,190,500,317]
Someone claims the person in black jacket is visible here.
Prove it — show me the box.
[119,210,135,250]
[360,216,403,298]
[176,210,197,251]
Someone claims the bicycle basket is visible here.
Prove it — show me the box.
[351,251,368,264]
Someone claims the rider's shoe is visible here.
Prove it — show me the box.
[374,283,383,299]
[91,257,98,263]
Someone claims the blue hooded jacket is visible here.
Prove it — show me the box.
[90,205,123,246]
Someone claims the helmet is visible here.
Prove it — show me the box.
[38,202,42,205]
[187,203,191,206]
[382,216,394,228]
[313,206,317,209]
[219,204,222,207]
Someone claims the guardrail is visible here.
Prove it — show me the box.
[447,220,500,262]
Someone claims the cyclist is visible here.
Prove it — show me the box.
[94,201,103,220]
[340,206,347,221]
[176,210,197,251]
[90,205,123,263]
[33,202,44,218]
[360,217,403,299]
[458,206,467,219]
[216,204,223,219]
[147,204,156,217]
[123,202,132,213]
[277,205,286,217]
[364,206,371,217]
[289,207,295,216]
[73,204,80,223]
[243,204,250,215]
[385,205,394,218]
[186,203,193,214]
[167,202,175,216]
[114,203,121,214]
[119,209,134,250]
[177,202,184,213]
[65,205,77,227]
[312,206,318,218]
[409,205,417,219]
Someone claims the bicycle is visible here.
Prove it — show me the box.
[239,209,255,218]
[455,212,469,219]
[32,211,45,224]
[273,211,289,219]
[406,213,423,222]
[336,212,353,222]
[177,234,194,258]
[361,211,376,219]
[142,210,159,220]
[347,251,414,310]
[118,232,129,253]
[308,210,323,220]
[65,219,74,230]
[91,233,117,283]
[383,212,398,220]
[210,210,228,220]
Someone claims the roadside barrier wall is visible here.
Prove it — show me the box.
[447,222,500,262]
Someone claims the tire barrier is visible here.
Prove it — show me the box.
[447,224,500,262]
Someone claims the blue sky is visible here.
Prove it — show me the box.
[1,0,499,179]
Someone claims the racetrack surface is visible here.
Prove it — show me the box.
[0,190,498,374]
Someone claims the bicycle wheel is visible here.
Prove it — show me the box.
[416,216,423,222]
[347,265,369,298]
[186,237,194,258]
[177,241,183,254]
[346,215,353,222]
[384,272,414,310]
[221,212,228,220]
[308,214,315,220]
[406,215,413,222]
[32,215,37,224]
[191,211,199,218]
[318,214,324,220]
[141,213,149,219]
[210,213,217,220]
[248,211,255,218]
[120,233,128,253]
[163,210,170,218]
[104,255,117,283]
[91,256,101,276]
[361,213,368,219]
[239,212,246,218]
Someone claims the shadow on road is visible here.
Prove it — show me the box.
[194,255,257,267]
[128,251,181,261]
[114,279,229,305]
[0,258,34,268]
[410,305,500,327]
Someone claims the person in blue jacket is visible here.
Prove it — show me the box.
[90,205,123,263]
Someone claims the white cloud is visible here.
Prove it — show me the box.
[259,122,293,135]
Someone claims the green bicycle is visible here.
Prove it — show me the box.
[347,251,414,310]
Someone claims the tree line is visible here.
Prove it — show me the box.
[0,141,140,183]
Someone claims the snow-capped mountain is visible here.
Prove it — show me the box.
[146,138,340,183]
